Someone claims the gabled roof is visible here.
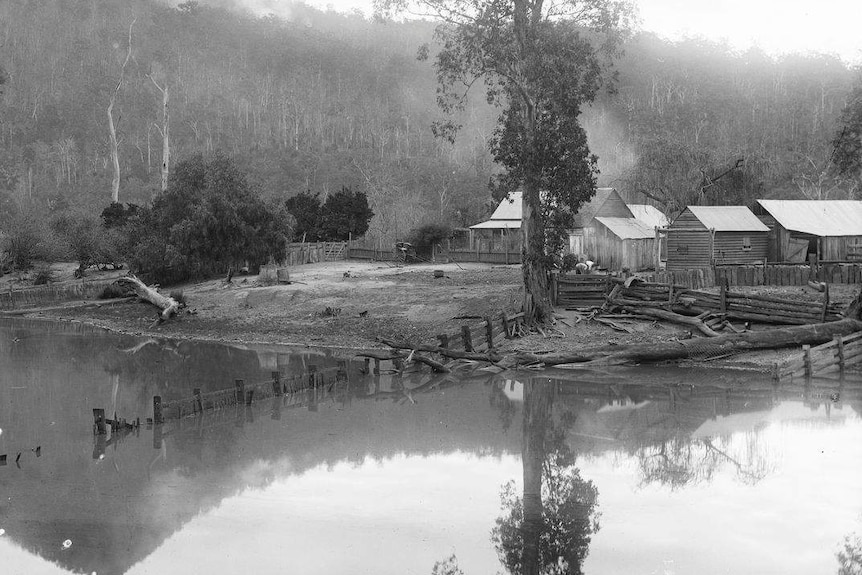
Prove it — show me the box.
[627,204,669,229]
[488,191,522,220]
[595,217,655,239]
[470,191,522,230]
[470,188,628,230]
[756,200,862,237]
[572,188,632,228]
[682,206,769,232]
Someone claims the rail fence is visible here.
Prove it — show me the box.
[776,332,862,380]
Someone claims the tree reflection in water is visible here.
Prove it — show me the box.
[838,533,862,575]
[491,378,600,575]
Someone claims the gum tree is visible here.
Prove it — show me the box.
[377,0,635,323]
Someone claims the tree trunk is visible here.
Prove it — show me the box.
[116,276,180,321]
[516,317,862,367]
[108,100,120,203]
[159,84,169,192]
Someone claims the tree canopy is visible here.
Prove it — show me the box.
[380,0,635,322]
[127,153,293,284]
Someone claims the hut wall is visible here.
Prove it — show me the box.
[582,224,654,271]
[713,231,768,264]
[823,236,862,261]
[666,226,712,270]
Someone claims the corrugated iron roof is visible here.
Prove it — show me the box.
[595,217,655,239]
[469,219,521,230]
[756,200,862,236]
[488,191,523,220]
[627,204,669,229]
[684,206,769,232]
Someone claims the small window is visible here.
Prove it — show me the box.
[742,236,752,251]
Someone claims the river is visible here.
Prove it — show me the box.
[0,318,860,575]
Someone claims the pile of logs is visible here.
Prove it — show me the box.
[608,279,843,326]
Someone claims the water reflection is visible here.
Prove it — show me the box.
[1,319,862,574]
[491,379,599,575]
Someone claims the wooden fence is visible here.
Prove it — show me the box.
[640,262,862,289]
[283,242,347,266]
[775,331,862,380]
[147,366,348,423]
[446,249,522,265]
[553,275,613,308]
[0,279,117,310]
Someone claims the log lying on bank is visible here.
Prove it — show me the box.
[515,317,862,367]
[115,275,181,321]
[613,305,720,337]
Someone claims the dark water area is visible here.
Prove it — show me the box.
[1,318,861,575]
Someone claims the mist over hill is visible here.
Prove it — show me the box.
[0,0,857,241]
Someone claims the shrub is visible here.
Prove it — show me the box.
[407,223,452,260]
[561,253,579,273]
[32,263,55,285]
[125,153,294,285]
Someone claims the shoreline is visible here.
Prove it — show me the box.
[2,260,858,373]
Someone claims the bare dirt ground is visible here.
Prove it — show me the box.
[4,261,859,369]
[22,261,524,349]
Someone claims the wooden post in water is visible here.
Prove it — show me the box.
[235,379,245,404]
[272,372,282,396]
[373,359,381,375]
[484,316,494,349]
[153,396,163,424]
[803,345,812,378]
[363,358,370,374]
[193,388,203,413]
[461,325,473,352]
[93,408,107,435]
[245,390,254,406]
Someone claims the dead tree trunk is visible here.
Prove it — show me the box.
[117,276,180,322]
[108,19,135,203]
[148,75,170,193]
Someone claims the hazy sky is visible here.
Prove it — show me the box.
[241,0,862,64]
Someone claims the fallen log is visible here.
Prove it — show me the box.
[515,318,862,367]
[377,337,505,364]
[357,349,450,373]
[614,306,720,337]
[115,276,180,321]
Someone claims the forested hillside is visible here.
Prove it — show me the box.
[0,0,859,242]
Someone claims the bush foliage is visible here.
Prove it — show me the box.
[127,153,294,284]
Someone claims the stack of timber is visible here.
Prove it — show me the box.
[775,331,862,380]
[609,280,843,326]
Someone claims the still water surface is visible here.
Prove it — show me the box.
[0,318,861,574]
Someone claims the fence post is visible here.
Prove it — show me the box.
[272,371,282,396]
[720,277,727,314]
[836,335,845,374]
[461,325,474,352]
[235,379,245,404]
[821,283,830,322]
[803,345,812,378]
[484,316,494,349]
[193,388,203,413]
[501,312,512,339]
[93,408,106,434]
[153,396,163,424]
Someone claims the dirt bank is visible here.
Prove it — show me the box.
[4,261,858,369]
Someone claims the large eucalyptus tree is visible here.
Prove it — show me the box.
[377,0,635,323]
